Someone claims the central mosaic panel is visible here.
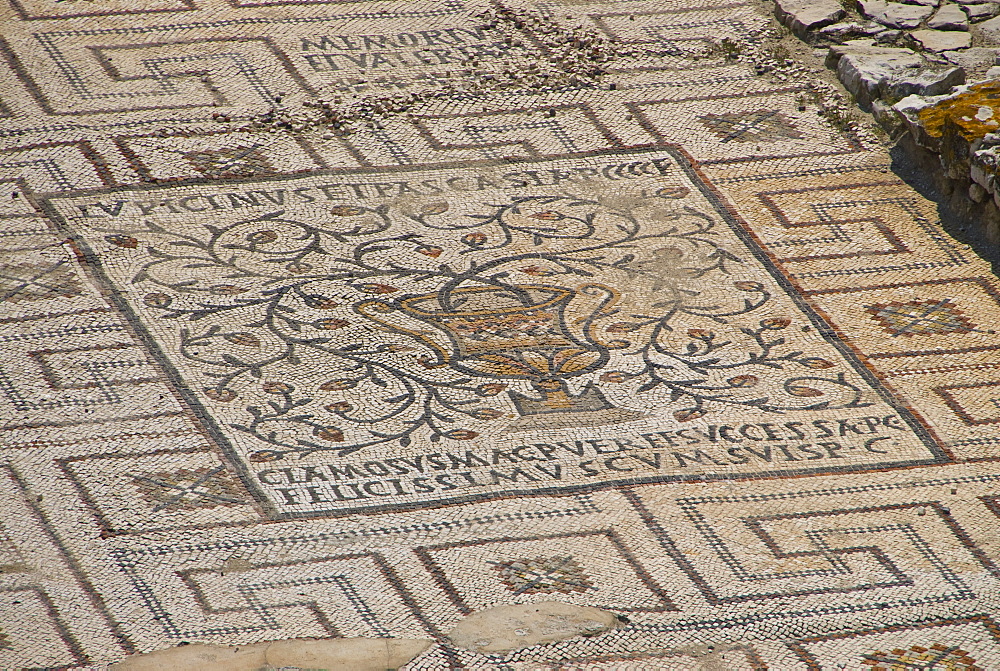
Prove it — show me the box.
[44,147,945,517]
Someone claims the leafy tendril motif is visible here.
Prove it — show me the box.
[120,185,868,460]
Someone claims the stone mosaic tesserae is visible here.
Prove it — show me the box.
[5,0,1000,668]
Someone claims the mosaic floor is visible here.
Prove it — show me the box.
[4,0,1000,668]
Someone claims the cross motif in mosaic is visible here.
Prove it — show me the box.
[862,643,980,670]
[0,258,83,303]
[0,524,27,575]
[491,555,595,595]
[866,299,976,337]
[184,146,275,180]
[131,465,247,512]
[698,110,803,143]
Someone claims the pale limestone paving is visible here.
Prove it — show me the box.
[447,602,618,654]
[3,0,1000,669]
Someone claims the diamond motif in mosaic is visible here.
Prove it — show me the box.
[866,299,976,337]
[492,555,595,595]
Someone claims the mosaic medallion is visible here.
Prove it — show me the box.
[44,147,945,517]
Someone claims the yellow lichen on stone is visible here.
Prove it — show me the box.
[916,81,1000,141]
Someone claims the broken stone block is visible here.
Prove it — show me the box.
[885,64,966,97]
[929,3,971,28]
[910,28,973,50]
[775,0,846,37]
[829,44,924,107]
[830,44,966,108]
[858,0,936,28]
[448,602,618,654]
[897,0,940,5]
[110,637,434,671]
[894,80,1000,162]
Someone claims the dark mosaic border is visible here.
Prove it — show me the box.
[37,145,950,521]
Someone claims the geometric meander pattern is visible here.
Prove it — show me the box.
[1,0,1000,668]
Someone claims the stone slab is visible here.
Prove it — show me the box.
[775,0,846,36]
[111,638,433,671]
[965,2,1000,20]
[910,28,974,50]
[448,602,618,654]
[929,3,971,28]
[859,0,936,27]
[979,12,1000,40]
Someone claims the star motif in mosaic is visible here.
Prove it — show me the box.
[866,299,976,337]
[862,643,980,670]
[492,555,595,595]
[131,465,247,512]
[698,109,804,143]
[184,146,275,179]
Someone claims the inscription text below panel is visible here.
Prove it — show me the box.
[45,147,945,517]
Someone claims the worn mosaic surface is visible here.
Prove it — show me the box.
[3,0,1000,668]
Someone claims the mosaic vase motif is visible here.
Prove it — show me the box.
[393,284,614,417]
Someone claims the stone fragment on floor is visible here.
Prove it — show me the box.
[109,638,433,671]
[819,20,886,41]
[448,602,619,654]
